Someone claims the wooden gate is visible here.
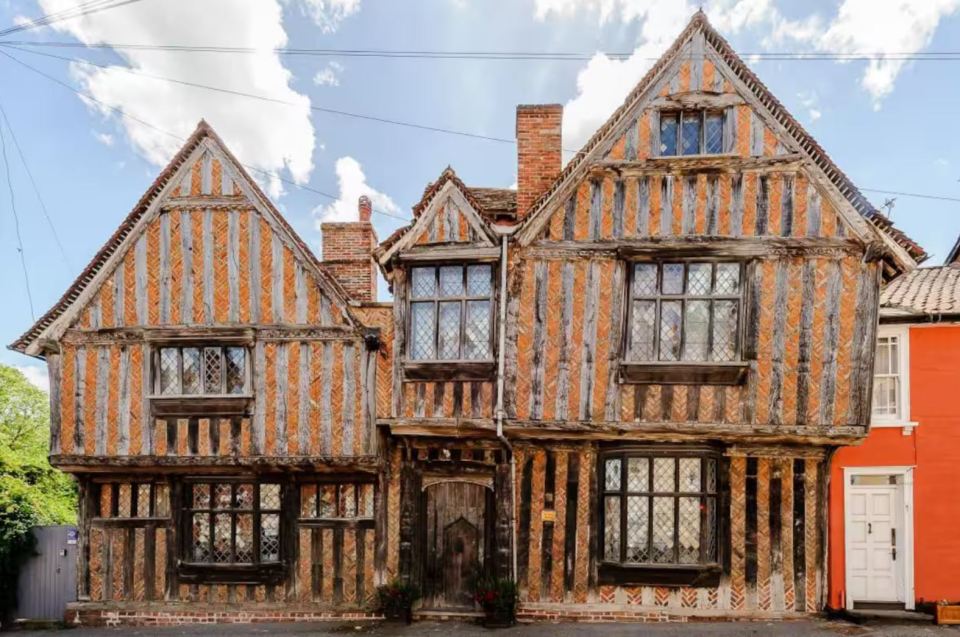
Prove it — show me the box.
[422,480,493,609]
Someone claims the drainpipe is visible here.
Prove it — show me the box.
[494,233,518,581]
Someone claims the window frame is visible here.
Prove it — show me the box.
[871,324,913,428]
[152,344,251,398]
[403,262,498,381]
[597,447,725,587]
[658,110,726,157]
[177,477,288,585]
[148,340,254,418]
[620,259,749,386]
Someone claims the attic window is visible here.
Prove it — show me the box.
[659,111,724,156]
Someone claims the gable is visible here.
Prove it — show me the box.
[11,122,356,355]
[378,173,496,266]
[514,13,918,275]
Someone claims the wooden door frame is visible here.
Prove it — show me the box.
[842,465,915,611]
[419,477,495,609]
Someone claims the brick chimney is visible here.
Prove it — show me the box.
[321,196,378,302]
[516,104,563,219]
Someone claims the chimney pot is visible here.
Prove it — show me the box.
[358,195,372,222]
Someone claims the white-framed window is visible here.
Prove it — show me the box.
[872,325,910,426]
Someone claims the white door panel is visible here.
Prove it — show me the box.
[846,485,902,603]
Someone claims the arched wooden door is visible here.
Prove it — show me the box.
[422,480,492,609]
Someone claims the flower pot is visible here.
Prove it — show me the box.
[936,605,960,625]
[482,608,515,628]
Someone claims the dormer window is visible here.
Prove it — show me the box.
[659,111,724,156]
[408,264,494,362]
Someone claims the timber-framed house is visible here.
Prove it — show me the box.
[11,12,926,625]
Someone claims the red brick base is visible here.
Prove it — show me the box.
[66,604,383,627]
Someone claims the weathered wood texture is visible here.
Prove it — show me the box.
[513,445,823,612]
[504,252,876,429]
[412,194,484,246]
[55,336,372,458]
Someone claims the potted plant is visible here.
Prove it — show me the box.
[376,580,419,624]
[473,576,519,628]
[936,600,960,625]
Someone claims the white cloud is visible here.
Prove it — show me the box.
[29,0,360,198]
[313,61,343,87]
[535,1,775,153]
[797,91,821,122]
[313,156,401,229]
[94,131,114,146]
[14,365,49,392]
[291,0,361,33]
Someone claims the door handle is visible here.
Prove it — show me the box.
[891,528,897,561]
[868,522,872,534]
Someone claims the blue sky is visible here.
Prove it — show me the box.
[2,0,959,386]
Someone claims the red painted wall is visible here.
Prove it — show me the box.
[829,325,960,609]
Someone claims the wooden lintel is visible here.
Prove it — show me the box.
[150,395,253,417]
[651,91,747,110]
[383,419,497,439]
[50,454,382,474]
[401,360,497,382]
[62,324,361,346]
[397,244,500,263]
[620,362,748,385]
[526,236,864,261]
[593,153,803,176]
[161,196,247,210]
[724,445,827,459]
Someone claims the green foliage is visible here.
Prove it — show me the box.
[376,579,420,620]
[0,364,77,622]
[473,576,519,618]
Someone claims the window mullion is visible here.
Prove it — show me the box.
[230,484,238,563]
[253,483,261,566]
[620,456,627,563]
[654,266,662,361]
[674,460,680,564]
[647,457,654,563]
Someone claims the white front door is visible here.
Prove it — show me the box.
[846,484,902,604]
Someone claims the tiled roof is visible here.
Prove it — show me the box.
[466,187,517,220]
[880,265,960,317]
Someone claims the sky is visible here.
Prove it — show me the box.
[1,0,959,389]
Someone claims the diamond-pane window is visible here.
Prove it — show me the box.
[182,348,200,394]
[156,346,247,397]
[225,347,245,394]
[601,452,719,568]
[627,262,743,362]
[437,302,461,359]
[159,348,179,395]
[407,264,494,361]
[659,113,678,156]
[705,113,723,154]
[681,112,701,156]
[202,348,222,394]
[185,481,282,566]
[658,110,724,156]
[296,482,376,521]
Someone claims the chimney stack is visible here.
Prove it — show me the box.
[516,104,563,219]
[321,196,378,302]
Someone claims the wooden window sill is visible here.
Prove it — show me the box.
[177,562,285,585]
[402,360,496,381]
[598,563,722,588]
[619,362,748,385]
[150,395,253,417]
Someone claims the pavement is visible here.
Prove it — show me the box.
[19,618,960,637]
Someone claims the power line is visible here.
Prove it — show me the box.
[5,39,960,61]
[0,0,150,38]
[3,46,958,212]
[0,98,72,269]
[0,44,518,146]
[0,49,411,222]
[0,115,36,320]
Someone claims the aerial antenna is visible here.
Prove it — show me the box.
[880,197,896,219]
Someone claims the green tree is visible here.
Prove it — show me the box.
[0,364,77,624]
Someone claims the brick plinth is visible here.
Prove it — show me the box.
[66,603,383,627]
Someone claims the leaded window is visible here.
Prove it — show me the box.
[659,110,724,156]
[601,451,718,567]
[409,264,494,361]
[184,480,282,565]
[156,345,248,396]
[627,262,742,363]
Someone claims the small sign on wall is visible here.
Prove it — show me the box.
[66,529,78,545]
[542,510,556,523]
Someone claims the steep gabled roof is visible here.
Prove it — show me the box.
[514,11,921,276]
[10,120,357,357]
[375,167,498,267]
